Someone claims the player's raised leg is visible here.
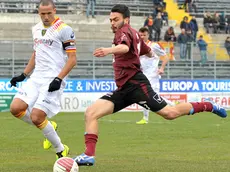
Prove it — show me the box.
[155,100,227,120]
[73,99,115,166]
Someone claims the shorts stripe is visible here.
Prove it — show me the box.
[140,83,149,98]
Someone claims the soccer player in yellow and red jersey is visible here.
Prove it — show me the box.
[9,0,76,159]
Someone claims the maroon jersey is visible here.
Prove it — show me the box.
[112,24,151,88]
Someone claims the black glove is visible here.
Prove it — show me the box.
[10,73,27,87]
[48,77,62,92]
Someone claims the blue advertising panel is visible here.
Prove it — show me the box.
[160,80,230,92]
[0,79,230,93]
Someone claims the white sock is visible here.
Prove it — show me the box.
[42,121,64,153]
[143,108,149,121]
[20,108,34,125]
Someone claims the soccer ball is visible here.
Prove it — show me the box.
[53,157,79,172]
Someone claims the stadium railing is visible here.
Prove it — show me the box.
[0,40,229,80]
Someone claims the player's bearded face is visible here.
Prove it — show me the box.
[110,12,127,33]
[38,4,56,26]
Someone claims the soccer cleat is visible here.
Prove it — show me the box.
[56,144,70,159]
[205,99,227,118]
[136,119,148,124]
[209,101,227,118]
[73,153,95,166]
[43,121,58,150]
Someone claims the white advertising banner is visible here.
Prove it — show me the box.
[200,93,230,109]
[61,93,204,112]
[60,93,143,112]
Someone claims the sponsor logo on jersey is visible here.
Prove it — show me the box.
[34,38,54,46]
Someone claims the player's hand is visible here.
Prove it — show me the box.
[158,68,164,75]
[93,47,111,57]
[10,73,27,87]
[48,77,62,92]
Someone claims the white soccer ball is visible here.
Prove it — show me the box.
[53,157,79,172]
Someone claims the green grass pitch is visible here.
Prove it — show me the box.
[0,111,230,172]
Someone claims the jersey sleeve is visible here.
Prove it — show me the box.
[139,38,151,56]
[60,26,76,53]
[152,43,167,57]
[113,30,131,48]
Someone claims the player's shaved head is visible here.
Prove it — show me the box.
[38,0,56,26]
[39,0,55,8]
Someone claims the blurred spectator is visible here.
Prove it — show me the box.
[153,12,163,41]
[189,16,198,41]
[187,0,197,13]
[203,12,212,33]
[162,9,168,26]
[177,29,188,60]
[190,0,197,13]
[225,37,230,58]
[164,27,176,42]
[186,29,194,60]
[152,5,158,18]
[212,12,220,33]
[86,0,96,18]
[153,0,160,6]
[180,16,191,31]
[144,15,154,41]
[184,0,196,13]
[197,35,208,65]
[219,12,226,31]
[225,15,230,34]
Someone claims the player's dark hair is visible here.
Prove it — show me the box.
[111,4,130,18]
[139,27,149,33]
[39,0,55,8]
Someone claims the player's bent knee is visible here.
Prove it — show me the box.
[10,103,25,117]
[85,106,97,121]
[10,99,28,117]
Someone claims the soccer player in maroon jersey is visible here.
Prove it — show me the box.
[73,4,227,166]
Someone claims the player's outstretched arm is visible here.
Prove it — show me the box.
[93,44,129,57]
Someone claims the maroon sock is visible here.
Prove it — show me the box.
[190,102,213,115]
[84,133,98,156]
